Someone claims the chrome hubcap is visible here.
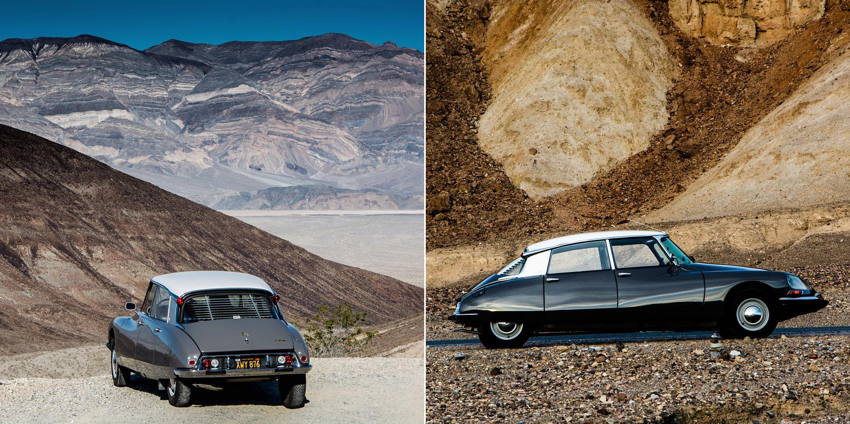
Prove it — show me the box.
[490,321,524,340]
[737,298,769,331]
[743,306,762,324]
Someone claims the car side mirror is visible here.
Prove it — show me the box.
[125,302,136,311]
[688,255,695,262]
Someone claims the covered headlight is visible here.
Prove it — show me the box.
[787,274,810,291]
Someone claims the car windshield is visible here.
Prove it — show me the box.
[660,237,694,265]
[181,291,278,323]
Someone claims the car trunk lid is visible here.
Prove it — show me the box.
[182,319,296,353]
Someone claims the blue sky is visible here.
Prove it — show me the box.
[0,0,423,51]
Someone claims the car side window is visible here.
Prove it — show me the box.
[611,237,668,269]
[151,285,170,321]
[548,241,610,274]
[140,283,157,315]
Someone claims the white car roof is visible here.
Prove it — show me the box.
[523,230,667,256]
[151,271,274,297]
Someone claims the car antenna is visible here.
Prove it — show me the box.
[627,219,665,233]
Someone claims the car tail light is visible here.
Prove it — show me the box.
[300,355,309,363]
[202,359,211,369]
[277,354,295,365]
[271,294,280,303]
[176,297,184,306]
[788,289,804,296]
[188,359,196,367]
[210,358,220,368]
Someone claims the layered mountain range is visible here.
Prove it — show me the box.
[0,125,422,354]
[0,34,423,209]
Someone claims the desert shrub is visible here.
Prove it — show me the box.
[304,303,374,356]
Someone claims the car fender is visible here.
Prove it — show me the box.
[285,322,311,360]
[163,325,202,370]
[109,316,136,359]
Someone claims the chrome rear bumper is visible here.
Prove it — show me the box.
[174,364,311,379]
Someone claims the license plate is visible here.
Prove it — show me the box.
[235,358,262,369]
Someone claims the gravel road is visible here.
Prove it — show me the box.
[427,326,850,349]
[0,345,424,423]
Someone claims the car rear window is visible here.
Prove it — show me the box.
[181,292,276,322]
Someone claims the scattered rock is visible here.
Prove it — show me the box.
[428,191,452,214]
[453,353,467,360]
[489,367,502,376]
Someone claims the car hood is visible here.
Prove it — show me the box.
[684,263,771,273]
[182,319,296,353]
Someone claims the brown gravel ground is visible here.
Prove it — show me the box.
[427,336,850,423]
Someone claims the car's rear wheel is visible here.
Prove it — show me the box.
[721,292,777,338]
[167,377,192,407]
[279,375,307,408]
[110,342,131,387]
[478,320,531,348]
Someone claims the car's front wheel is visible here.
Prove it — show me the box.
[110,343,131,387]
[721,292,777,338]
[167,377,192,407]
[478,320,531,348]
[279,375,307,408]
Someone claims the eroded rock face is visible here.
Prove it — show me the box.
[649,46,850,221]
[669,0,825,47]
[478,0,677,199]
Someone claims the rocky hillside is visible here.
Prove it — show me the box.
[426,0,850,250]
[0,34,423,210]
[650,42,850,221]
[0,125,422,355]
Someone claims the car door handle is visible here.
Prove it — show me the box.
[153,328,161,333]
[545,277,559,282]
[617,272,632,277]
[137,320,144,326]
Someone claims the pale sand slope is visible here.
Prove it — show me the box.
[649,43,850,222]
[478,0,677,199]
[0,345,423,424]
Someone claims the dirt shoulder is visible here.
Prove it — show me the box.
[353,314,425,358]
